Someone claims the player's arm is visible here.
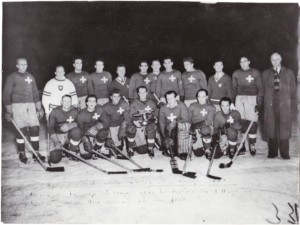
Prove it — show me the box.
[31,76,44,119]
[232,72,238,97]
[199,71,207,89]
[156,74,162,98]
[42,81,52,118]
[178,103,189,123]
[107,73,112,90]
[128,75,136,99]
[159,108,166,138]
[206,106,216,126]
[68,81,78,107]
[178,72,184,101]
[87,74,94,95]
[3,75,14,121]
[226,76,234,102]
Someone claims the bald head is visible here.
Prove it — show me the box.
[270,53,282,68]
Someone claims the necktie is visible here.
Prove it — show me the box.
[274,68,280,93]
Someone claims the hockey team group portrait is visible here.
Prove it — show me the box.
[1,2,299,224]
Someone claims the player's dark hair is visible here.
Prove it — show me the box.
[56,65,65,70]
[196,88,208,98]
[219,97,232,106]
[109,89,122,97]
[214,59,223,64]
[140,60,148,66]
[95,58,105,65]
[61,94,72,101]
[73,56,83,63]
[136,86,147,94]
[116,64,126,69]
[163,56,173,63]
[16,58,27,64]
[240,56,250,62]
[152,59,160,64]
[183,57,194,64]
[165,90,177,100]
[85,94,98,104]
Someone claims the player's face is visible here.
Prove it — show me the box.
[166,93,176,106]
[138,88,148,101]
[271,54,282,68]
[73,59,83,72]
[184,61,194,72]
[163,59,173,71]
[220,101,230,115]
[240,57,250,71]
[62,96,72,111]
[95,61,104,72]
[213,62,223,73]
[151,61,161,73]
[16,59,28,73]
[111,93,121,105]
[116,67,126,78]
[55,67,65,79]
[197,91,208,105]
[86,97,97,110]
[139,63,148,73]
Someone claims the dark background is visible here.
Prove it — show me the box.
[2,2,299,91]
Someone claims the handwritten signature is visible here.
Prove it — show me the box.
[267,202,299,224]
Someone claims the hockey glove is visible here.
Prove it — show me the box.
[118,120,128,140]
[157,101,165,109]
[230,103,236,110]
[35,101,44,120]
[4,105,13,122]
[219,134,229,152]
[105,138,114,148]
[133,120,142,128]
[58,122,77,133]
[204,147,212,161]
[82,136,93,153]
[162,137,174,149]
[50,134,62,150]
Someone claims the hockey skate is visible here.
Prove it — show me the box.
[127,148,134,158]
[229,148,236,159]
[33,151,45,162]
[204,147,212,160]
[19,152,28,164]
[148,148,154,159]
[237,143,246,156]
[249,143,256,156]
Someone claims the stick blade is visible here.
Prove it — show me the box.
[172,168,183,174]
[116,155,128,160]
[107,171,128,174]
[219,161,233,169]
[182,173,197,179]
[206,174,222,180]
[133,168,151,172]
[150,169,163,172]
[46,167,65,172]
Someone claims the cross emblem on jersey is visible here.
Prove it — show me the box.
[101,77,108,83]
[246,75,254,83]
[67,116,74,123]
[200,109,207,116]
[25,76,32,84]
[145,106,152,111]
[167,113,177,122]
[144,77,150,84]
[188,75,195,82]
[93,113,100,120]
[169,75,176,82]
[227,116,234,123]
[117,107,124,114]
[80,76,86,83]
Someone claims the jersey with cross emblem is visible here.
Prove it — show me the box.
[188,101,216,126]
[103,100,131,127]
[129,98,158,122]
[66,71,93,97]
[90,71,112,99]
[182,69,207,100]
[128,72,151,99]
[213,109,242,134]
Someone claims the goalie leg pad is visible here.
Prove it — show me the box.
[177,122,191,158]
[146,123,156,140]
[85,122,104,137]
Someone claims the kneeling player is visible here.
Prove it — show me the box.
[188,89,220,160]
[213,97,243,159]
[159,90,189,160]
[48,95,81,163]
[127,86,158,158]
[76,95,109,159]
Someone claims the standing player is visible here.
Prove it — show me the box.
[127,86,158,158]
[103,89,131,157]
[76,95,109,159]
[182,57,207,108]
[147,59,161,103]
[48,95,81,163]
[156,57,184,103]
[109,64,130,101]
[128,61,150,101]
[42,65,78,121]
[188,89,218,159]
[207,60,234,111]
[66,56,93,109]
[213,97,243,159]
[159,91,189,160]
[232,57,264,156]
[3,58,45,163]
[90,59,112,106]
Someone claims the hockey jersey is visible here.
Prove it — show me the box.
[182,70,207,100]
[103,100,131,127]
[188,102,216,126]
[156,70,184,98]
[213,110,242,134]
[128,72,151,99]
[42,78,78,114]
[129,98,158,122]
[65,71,93,97]
[147,72,160,102]
[90,71,112,99]
[109,77,130,99]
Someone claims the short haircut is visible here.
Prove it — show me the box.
[219,96,232,106]
[109,88,122,97]
[136,86,147,93]
[56,65,65,70]
[61,94,72,102]
[196,88,208,98]
[214,59,223,64]
[163,56,173,62]
[73,56,83,63]
[165,90,177,100]
[117,64,126,69]
[152,59,160,64]
[95,59,105,64]
[183,57,194,64]
[16,58,27,64]
[240,56,250,62]
[140,60,148,66]
[85,94,98,104]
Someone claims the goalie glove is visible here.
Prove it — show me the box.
[118,120,128,140]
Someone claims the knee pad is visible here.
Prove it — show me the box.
[96,129,109,142]
[200,125,211,136]
[242,120,250,133]
[193,147,205,157]
[134,145,148,154]
[50,150,63,164]
[16,127,28,139]
[80,152,93,160]
[227,128,238,142]
[249,122,258,134]
[126,123,136,138]
[29,126,39,137]
[69,127,82,141]
[146,123,156,138]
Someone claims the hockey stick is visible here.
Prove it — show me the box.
[219,119,254,169]
[182,134,197,178]
[12,119,64,172]
[111,145,163,172]
[46,120,52,166]
[206,143,221,180]
[61,147,127,175]
[153,93,162,103]
[122,96,130,105]
[92,150,149,172]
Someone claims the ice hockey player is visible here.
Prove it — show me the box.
[232,56,264,156]
[103,89,131,157]
[213,97,244,159]
[147,59,161,104]
[127,86,158,158]
[188,89,222,160]
[3,58,45,163]
[90,59,112,106]
[128,60,150,101]
[159,90,189,160]
[48,95,81,163]
[42,65,78,120]
[76,95,109,160]
[66,56,93,109]
[156,57,184,103]
[109,64,130,100]
[182,57,207,108]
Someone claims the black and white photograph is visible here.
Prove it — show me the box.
[1,1,299,224]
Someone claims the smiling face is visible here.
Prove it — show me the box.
[116,66,126,79]
[213,62,223,73]
[62,96,72,111]
[151,60,161,73]
[184,61,194,72]
[221,100,230,115]
[86,97,97,111]
[55,66,65,79]
[95,61,104,73]
[110,93,121,105]
[73,59,83,72]
[240,57,250,71]
[139,62,148,74]
[138,87,148,101]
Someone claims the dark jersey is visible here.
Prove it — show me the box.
[129,98,158,122]
[90,71,112,98]
[147,72,160,102]
[65,71,93,97]
[188,102,216,126]
[156,70,184,98]
[48,106,79,136]
[103,100,131,127]
[213,110,241,134]
[128,72,151,99]
[109,77,130,99]
[182,70,207,100]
